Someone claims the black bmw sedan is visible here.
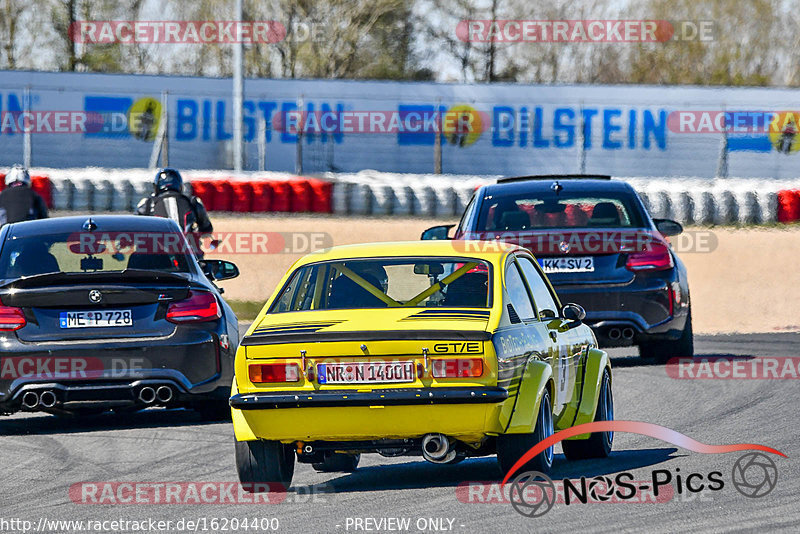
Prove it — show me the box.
[0,215,239,418]
[423,175,692,362]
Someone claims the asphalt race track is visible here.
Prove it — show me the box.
[1,332,798,534]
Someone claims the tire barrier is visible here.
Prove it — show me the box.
[369,184,393,216]
[212,181,234,212]
[250,182,272,212]
[50,179,74,211]
[777,190,800,223]
[71,179,94,212]
[11,169,798,224]
[133,180,153,210]
[332,181,350,214]
[692,191,715,226]
[189,180,216,212]
[762,191,779,224]
[110,180,135,212]
[432,186,457,217]
[93,180,115,212]
[31,176,53,208]
[671,191,694,225]
[269,181,291,212]
[390,185,413,216]
[307,179,334,213]
[410,185,436,217]
[347,182,372,215]
[231,182,254,213]
[289,180,312,213]
[738,191,760,225]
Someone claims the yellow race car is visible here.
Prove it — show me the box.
[230,241,613,489]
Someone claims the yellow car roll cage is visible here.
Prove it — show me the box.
[326,261,480,308]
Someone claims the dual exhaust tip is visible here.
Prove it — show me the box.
[608,327,635,341]
[21,390,57,410]
[20,385,176,411]
[137,386,174,405]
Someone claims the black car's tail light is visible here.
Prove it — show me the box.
[249,363,301,383]
[0,296,26,331]
[625,240,674,271]
[166,290,221,323]
[431,358,483,378]
[0,303,26,331]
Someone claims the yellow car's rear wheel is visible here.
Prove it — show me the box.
[496,388,554,476]
[562,369,613,460]
[235,438,295,492]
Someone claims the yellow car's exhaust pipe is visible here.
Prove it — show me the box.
[422,433,456,464]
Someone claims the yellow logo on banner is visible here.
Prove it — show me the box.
[442,104,483,147]
[128,97,162,142]
[769,111,800,154]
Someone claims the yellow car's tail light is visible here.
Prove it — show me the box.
[431,358,484,378]
[249,363,301,383]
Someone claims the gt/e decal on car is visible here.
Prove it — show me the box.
[433,342,482,353]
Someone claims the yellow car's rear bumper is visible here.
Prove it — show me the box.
[231,386,508,443]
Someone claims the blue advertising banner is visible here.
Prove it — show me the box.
[1,70,799,177]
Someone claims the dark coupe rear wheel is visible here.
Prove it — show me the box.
[235,439,295,492]
[562,369,613,460]
[639,309,694,363]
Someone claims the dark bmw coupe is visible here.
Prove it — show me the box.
[423,175,692,362]
[0,215,240,418]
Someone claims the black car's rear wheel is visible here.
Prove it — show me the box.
[639,309,694,363]
[497,388,554,476]
[562,368,613,460]
[235,439,295,492]
[312,453,360,473]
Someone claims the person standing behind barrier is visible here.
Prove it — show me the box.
[136,168,213,256]
[0,165,49,227]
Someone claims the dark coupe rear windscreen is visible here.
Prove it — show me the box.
[477,191,645,231]
[0,232,193,279]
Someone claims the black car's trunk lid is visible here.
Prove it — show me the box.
[465,229,662,286]
[0,270,192,342]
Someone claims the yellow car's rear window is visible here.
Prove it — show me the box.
[269,258,492,312]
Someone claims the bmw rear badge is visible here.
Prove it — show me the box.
[559,241,570,253]
[89,290,103,303]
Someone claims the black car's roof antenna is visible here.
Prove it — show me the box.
[82,218,97,231]
[550,181,563,195]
